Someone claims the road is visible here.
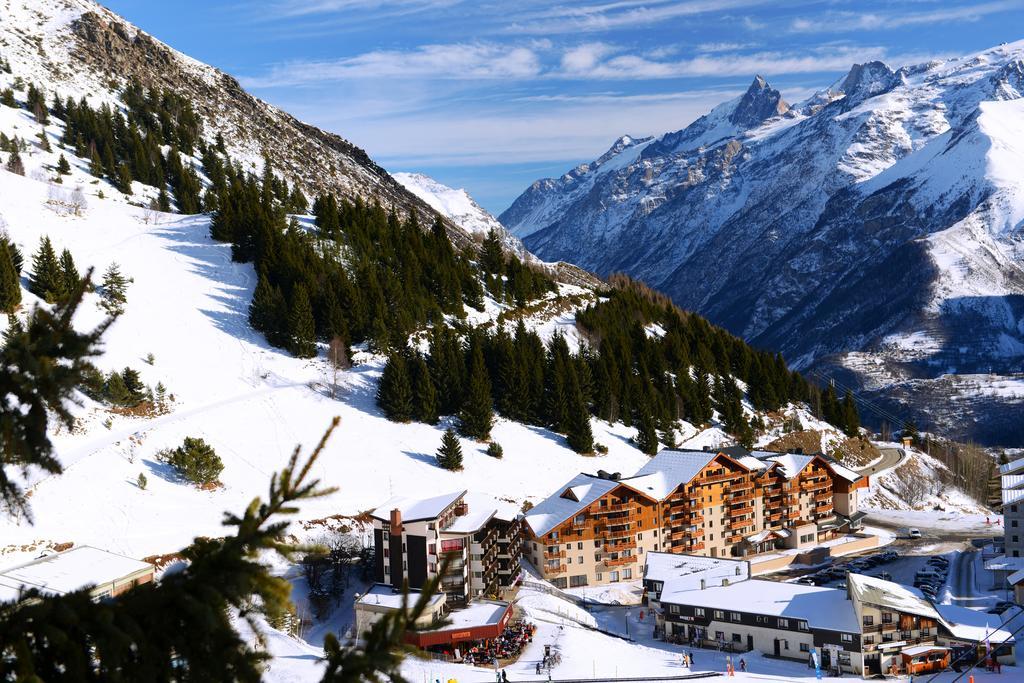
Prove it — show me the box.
[854,447,905,478]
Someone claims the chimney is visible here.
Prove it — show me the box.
[702,446,711,452]
[389,508,402,535]
[455,502,468,516]
[597,469,610,479]
[611,472,621,480]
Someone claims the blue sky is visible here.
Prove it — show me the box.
[101,0,1024,214]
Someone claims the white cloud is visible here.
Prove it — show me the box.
[242,43,542,87]
[266,0,461,18]
[560,43,618,74]
[503,0,771,35]
[788,1,1021,33]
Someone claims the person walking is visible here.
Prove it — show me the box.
[739,658,746,673]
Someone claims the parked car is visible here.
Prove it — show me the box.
[795,577,816,585]
[908,528,922,538]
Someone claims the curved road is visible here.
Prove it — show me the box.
[854,447,906,478]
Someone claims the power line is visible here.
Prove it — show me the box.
[923,608,1024,683]
[808,369,910,431]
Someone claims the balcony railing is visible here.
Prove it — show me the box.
[728,518,754,530]
[726,534,743,544]
[604,538,637,552]
[729,504,755,516]
[729,493,756,504]
[604,555,637,567]
[543,550,566,560]
[801,480,830,492]
[701,472,739,485]
[592,502,634,515]
[814,492,832,502]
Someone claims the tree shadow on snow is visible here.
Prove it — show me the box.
[141,457,183,484]
[401,449,441,468]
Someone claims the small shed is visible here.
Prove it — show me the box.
[901,645,949,675]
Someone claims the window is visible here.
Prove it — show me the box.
[841,634,853,643]
[1014,520,1019,528]
[882,633,893,643]
[730,612,741,622]
[428,544,436,555]
[863,616,874,626]
[715,631,725,641]
[565,543,572,550]
[654,529,658,537]
[777,618,789,629]
[735,566,742,575]
[594,540,601,547]
[864,635,874,645]
[567,557,572,564]
[798,621,808,631]
[695,608,705,617]
[882,613,893,624]
[473,571,483,578]
[732,633,741,643]
[624,569,632,579]
[639,547,644,554]
[1014,536,1020,543]
[654,544,659,551]
[578,556,584,564]
[799,643,810,653]
[922,627,931,636]
[756,616,767,624]
[596,573,603,581]
[714,610,724,620]
[578,542,584,550]
[1013,505,1019,513]
[637,532,643,540]
[670,605,680,614]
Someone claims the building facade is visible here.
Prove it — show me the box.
[369,490,522,606]
[649,560,1014,678]
[524,447,866,587]
[1000,457,1024,559]
[0,546,154,604]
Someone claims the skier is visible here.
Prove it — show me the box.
[739,658,746,673]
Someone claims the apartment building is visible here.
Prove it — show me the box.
[0,546,154,603]
[1000,457,1024,559]
[650,558,1014,678]
[369,490,522,606]
[524,447,866,587]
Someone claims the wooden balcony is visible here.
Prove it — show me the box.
[814,492,832,502]
[801,479,830,492]
[686,542,705,552]
[603,538,637,552]
[545,564,567,575]
[726,534,743,543]
[728,518,754,530]
[701,472,739,485]
[543,550,566,560]
[730,480,754,492]
[592,503,634,516]
[766,511,784,522]
[785,510,802,519]
[729,504,755,516]
[604,555,637,567]
[729,492,756,504]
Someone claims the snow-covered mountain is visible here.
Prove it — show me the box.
[502,45,1024,445]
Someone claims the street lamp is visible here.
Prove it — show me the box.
[625,607,631,639]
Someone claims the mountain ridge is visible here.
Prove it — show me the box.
[501,42,1024,444]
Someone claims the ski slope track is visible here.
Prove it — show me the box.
[503,45,1024,444]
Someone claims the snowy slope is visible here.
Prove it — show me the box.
[502,43,1024,444]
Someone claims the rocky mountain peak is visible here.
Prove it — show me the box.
[837,61,897,104]
[728,75,790,128]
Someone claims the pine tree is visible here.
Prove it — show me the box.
[377,353,413,422]
[635,401,658,456]
[436,427,463,471]
[0,235,23,274]
[56,153,70,175]
[841,390,860,437]
[0,239,21,313]
[58,248,79,298]
[28,236,62,303]
[5,146,24,175]
[459,341,493,440]
[565,372,594,454]
[480,228,504,274]
[287,284,317,358]
[412,354,439,425]
[99,262,130,316]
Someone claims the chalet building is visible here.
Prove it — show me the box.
[369,490,522,606]
[642,552,749,608]
[524,447,866,587]
[649,556,1015,678]
[0,546,154,603]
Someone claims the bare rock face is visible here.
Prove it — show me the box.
[728,75,790,128]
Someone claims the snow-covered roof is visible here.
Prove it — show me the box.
[0,546,152,600]
[633,449,720,498]
[936,603,1015,644]
[661,579,858,633]
[524,473,628,537]
[847,573,941,621]
[444,491,519,534]
[828,461,862,483]
[643,552,747,585]
[1000,457,1024,476]
[433,600,510,631]
[370,490,466,523]
[1008,568,1024,585]
[902,644,948,656]
[766,454,815,479]
[746,528,791,544]
[984,555,1024,572]
[356,583,444,610]
[735,455,770,472]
